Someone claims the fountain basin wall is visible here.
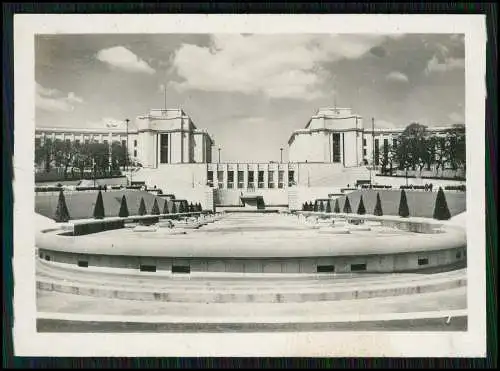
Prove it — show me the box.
[36,214,466,275]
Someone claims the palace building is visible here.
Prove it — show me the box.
[35,106,463,209]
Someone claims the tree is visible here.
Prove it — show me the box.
[138,198,147,216]
[111,141,127,170]
[398,189,410,218]
[151,198,160,215]
[163,200,170,214]
[334,199,340,213]
[319,201,324,212]
[189,202,195,212]
[171,201,177,214]
[93,190,105,219]
[343,196,352,214]
[357,195,366,215]
[373,192,383,216]
[54,190,70,222]
[302,202,306,211]
[445,124,466,175]
[118,195,129,217]
[433,187,451,220]
[197,203,202,212]
[308,201,313,211]
[325,200,332,213]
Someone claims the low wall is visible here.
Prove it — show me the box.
[36,213,466,274]
[215,189,289,207]
[374,175,465,189]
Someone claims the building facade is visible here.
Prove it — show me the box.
[35,106,463,208]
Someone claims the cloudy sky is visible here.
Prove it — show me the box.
[35,33,465,162]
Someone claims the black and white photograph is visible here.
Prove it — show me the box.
[13,14,486,357]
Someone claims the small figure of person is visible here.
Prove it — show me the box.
[429,183,433,192]
[424,183,429,192]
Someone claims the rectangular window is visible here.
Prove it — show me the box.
[317,265,335,273]
[134,150,137,157]
[248,171,255,189]
[278,170,284,188]
[172,265,190,274]
[350,263,367,272]
[140,264,157,272]
[374,139,380,166]
[237,171,244,189]
[134,140,137,147]
[332,133,341,163]
[227,171,234,189]
[77,261,89,268]
[160,134,169,164]
[35,138,41,147]
[418,258,429,266]
[85,140,89,144]
[75,139,80,145]
[363,149,367,156]
[288,170,295,187]
[456,251,461,259]
[393,138,398,148]
[122,140,126,147]
[65,139,71,144]
[363,138,367,146]
[217,171,224,189]
[268,171,275,188]
[258,171,265,188]
[383,138,389,164]
[207,171,214,187]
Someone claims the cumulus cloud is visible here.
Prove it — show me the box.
[96,46,155,74]
[448,112,464,123]
[425,55,465,74]
[386,71,409,83]
[169,34,394,100]
[84,117,127,129]
[36,82,85,112]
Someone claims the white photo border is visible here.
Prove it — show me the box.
[13,14,486,357]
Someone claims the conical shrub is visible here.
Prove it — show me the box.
[373,192,383,216]
[313,201,318,212]
[197,203,202,212]
[433,187,451,220]
[334,199,340,213]
[93,190,105,219]
[357,195,366,215]
[319,201,324,212]
[54,190,70,222]
[343,196,352,214]
[163,200,170,214]
[309,201,313,211]
[325,201,332,213]
[171,201,177,214]
[398,189,410,218]
[151,198,160,215]
[302,202,306,211]
[189,202,195,212]
[138,197,147,216]
[118,195,129,218]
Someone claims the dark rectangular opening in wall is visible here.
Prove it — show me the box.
[45,255,51,262]
[456,251,461,259]
[172,265,191,274]
[140,264,157,272]
[350,263,366,272]
[317,265,335,273]
[77,261,89,268]
[39,251,43,258]
[418,258,429,266]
